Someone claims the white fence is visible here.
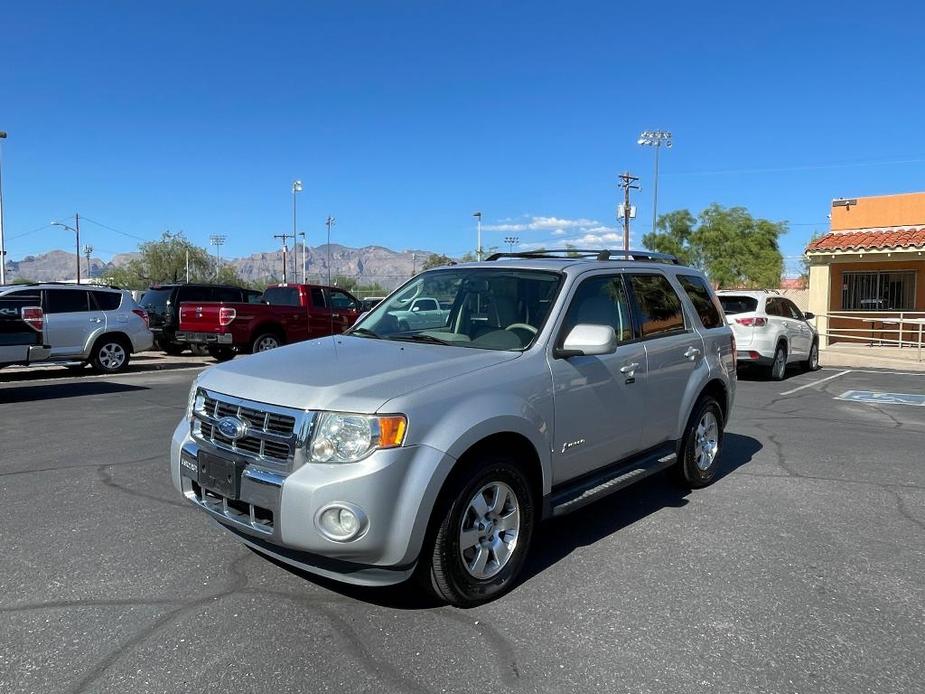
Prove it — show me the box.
[817,311,925,361]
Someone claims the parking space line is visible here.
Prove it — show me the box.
[779,369,852,396]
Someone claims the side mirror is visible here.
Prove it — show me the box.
[556,324,617,358]
[804,311,815,320]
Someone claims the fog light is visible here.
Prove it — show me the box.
[315,503,367,542]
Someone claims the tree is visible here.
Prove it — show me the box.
[108,232,213,289]
[422,254,454,270]
[643,204,785,289]
[565,244,580,258]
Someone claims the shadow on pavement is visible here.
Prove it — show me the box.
[0,359,206,383]
[0,380,149,403]
[254,433,762,609]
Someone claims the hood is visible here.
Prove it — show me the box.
[196,335,521,413]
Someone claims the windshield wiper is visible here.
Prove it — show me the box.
[347,327,381,339]
[388,333,451,345]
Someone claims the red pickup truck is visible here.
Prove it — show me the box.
[176,283,362,361]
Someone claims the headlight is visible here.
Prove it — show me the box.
[308,412,407,464]
[185,383,205,422]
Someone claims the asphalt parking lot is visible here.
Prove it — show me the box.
[1,362,923,693]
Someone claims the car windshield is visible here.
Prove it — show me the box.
[352,268,562,351]
[718,295,759,315]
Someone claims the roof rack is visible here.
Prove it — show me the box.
[484,249,680,264]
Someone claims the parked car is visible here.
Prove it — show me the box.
[171,249,736,606]
[717,290,819,380]
[387,295,450,331]
[0,283,152,373]
[359,296,385,312]
[175,283,361,361]
[140,284,262,355]
[0,286,50,369]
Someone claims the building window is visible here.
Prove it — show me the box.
[842,271,916,311]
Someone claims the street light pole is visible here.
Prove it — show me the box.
[473,211,482,261]
[291,180,302,282]
[209,234,226,279]
[0,131,7,285]
[299,231,307,283]
[325,215,335,287]
[637,130,672,234]
[504,235,519,253]
[52,214,81,283]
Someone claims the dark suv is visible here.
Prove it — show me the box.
[140,284,262,355]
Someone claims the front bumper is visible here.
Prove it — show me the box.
[176,331,233,345]
[170,420,452,586]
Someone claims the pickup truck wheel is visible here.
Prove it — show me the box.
[252,333,283,353]
[208,346,236,362]
[674,396,724,489]
[90,337,130,374]
[426,456,534,607]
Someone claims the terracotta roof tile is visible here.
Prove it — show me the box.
[806,226,925,252]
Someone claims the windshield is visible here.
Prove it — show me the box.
[352,268,562,351]
[718,295,759,315]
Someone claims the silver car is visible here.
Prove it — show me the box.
[0,283,154,373]
[171,250,736,606]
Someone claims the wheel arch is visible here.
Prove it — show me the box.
[88,330,134,356]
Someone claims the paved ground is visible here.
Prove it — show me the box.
[1,363,923,693]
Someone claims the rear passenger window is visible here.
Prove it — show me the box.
[176,286,213,303]
[560,274,634,343]
[264,287,301,306]
[212,287,242,303]
[628,274,686,338]
[45,289,89,314]
[310,288,326,308]
[678,275,723,329]
[91,291,122,311]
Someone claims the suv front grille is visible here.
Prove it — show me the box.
[192,389,309,469]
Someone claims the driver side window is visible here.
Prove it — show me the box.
[560,274,634,345]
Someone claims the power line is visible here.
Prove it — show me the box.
[79,216,147,242]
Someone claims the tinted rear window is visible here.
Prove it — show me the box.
[678,275,724,329]
[141,289,172,313]
[264,287,301,306]
[212,287,243,303]
[91,291,122,311]
[718,295,758,315]
[45,289,89,314]
[628,274,686,337]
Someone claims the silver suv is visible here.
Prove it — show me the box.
[171,250,736,606]
[0,283,154,373]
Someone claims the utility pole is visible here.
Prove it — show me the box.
[299,231,307,283]
[0,131,7,285]
[83,245,94,282]
[273,234,289,283]
[52,214,81,283]
[325,216,336,287]
[412,252,416,276]
[292,180,302,282]
[617,172,639,251]
[209,234,226,279]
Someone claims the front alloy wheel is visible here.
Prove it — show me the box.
[675,395,724,488]
[426,456,534,607]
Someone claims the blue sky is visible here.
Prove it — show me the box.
[2,1,924,275]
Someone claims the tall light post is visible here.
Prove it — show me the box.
[299,231,307,283]
[291,180,302,281]
[83,244,94,281]
[209,234,226,278]
[0,131,7,285]
[52,215,81,283]
[473,211,482,261]
[637,129,672,234]
[325,215,336,287]
[504,235,519,253]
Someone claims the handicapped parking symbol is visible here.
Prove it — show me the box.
[836,390,925,407]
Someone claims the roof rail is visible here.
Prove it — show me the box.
[483,249,680,264]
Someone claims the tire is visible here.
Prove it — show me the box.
[674,396,725,489]
[803,340,820,372]
[208,346,236,362]
[161,341,185,356]
[90,337,131,374]
[769,343,787,381]
[424,455,535,607]
[189,344,209,357]
[251,332,283,353]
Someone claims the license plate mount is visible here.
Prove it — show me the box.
[198,450,246,500]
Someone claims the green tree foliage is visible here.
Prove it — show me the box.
[565,244,580,257]
[643,204,785,288]
[421,253,454,270]
[108,232,214,289]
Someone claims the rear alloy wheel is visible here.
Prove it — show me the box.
[770,344,787,381]
[675,396,725,488]
[804,341,820,372]
[91,338,130,374]
[251,333,282,353]
[425,456,534,607]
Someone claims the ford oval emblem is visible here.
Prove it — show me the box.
[216,416,247,441]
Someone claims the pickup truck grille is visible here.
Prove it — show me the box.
[191,389,309,469]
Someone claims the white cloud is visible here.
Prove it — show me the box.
[482,214,633,252]
[482,216,601,233]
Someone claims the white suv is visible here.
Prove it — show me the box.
[717,291,819,380]
[0,283,154,373]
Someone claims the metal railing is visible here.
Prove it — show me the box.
[815,311,925,361]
